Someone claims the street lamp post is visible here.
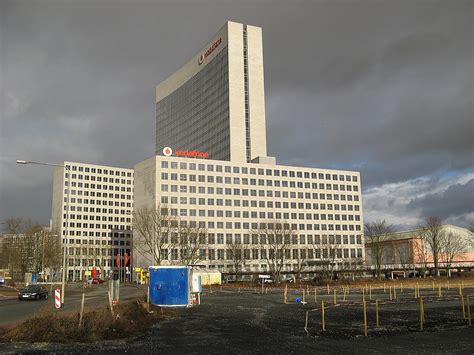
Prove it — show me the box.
[17,160,70,307]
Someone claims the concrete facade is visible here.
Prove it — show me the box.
[365,225,474,272]
[155,21,267,164]
[133,155,364,274]
[51,161,134,281]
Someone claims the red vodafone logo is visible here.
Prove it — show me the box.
[198,37,222,65]
[163,147,173,156]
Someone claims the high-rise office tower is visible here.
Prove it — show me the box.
[155,21,267,163]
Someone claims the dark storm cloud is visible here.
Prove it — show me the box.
[0,0,472,229]
[408,178,474,221]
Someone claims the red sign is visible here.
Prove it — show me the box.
[198,37,222,65]
[115,253,120,268]
[124,252,129,267]
[175,149,209,159]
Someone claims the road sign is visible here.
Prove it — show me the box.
[54,289,61,309]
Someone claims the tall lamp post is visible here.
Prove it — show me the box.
[16,160,70,307]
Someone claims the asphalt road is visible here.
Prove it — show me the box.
[0,283,145,327]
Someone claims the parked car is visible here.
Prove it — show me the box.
[18,285,48,300]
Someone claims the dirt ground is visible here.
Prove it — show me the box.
[1,283,473,354]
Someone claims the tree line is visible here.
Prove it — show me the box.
[133,204,365,282]
[365,216,473,278]
[0,218,62,280]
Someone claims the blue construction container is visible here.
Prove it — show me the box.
[149,266,192,307]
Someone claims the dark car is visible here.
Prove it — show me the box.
[18,285,49,301]
[92,278,105,284]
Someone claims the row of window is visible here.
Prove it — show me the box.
[66,165,133,177]
[159,233,362,245]
[160,185,359,201]
[63,225,131,235]
[161,160,358,182]
[161,174,358,191]
[162,196,360,211]
[65,205,132,212]
[65,174,132,184]
[159,247,364,261]
[63,196,132,206]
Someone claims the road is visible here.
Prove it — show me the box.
[0,283,145,327]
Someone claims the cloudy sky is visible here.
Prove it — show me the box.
[1,0,473,231]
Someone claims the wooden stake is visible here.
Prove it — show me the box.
[343,288,346,302]
[421,297,425,324]
[327,284,330,295]
[146,285,150,312]
[369,286,372,300]
[383,283,386,293]
[304,311,309,334]
[362,287,365,302]
[321,300,325,331]
[394,286,397,300]
[438,284,442,298]
[314,287,317,303]
[467,296,471,326]
[400,282,403,293]
[108,290,115,317]
[302,289,306,303]
[376,299,379,328]
[459,284,462,296]
[363,300,368,336]
[419,297,424,331]
[333,288,336,305]
[447,280,450,290]
[284,284,288,304]
[79,289,85,328]
[461,295,466,319]
[389,286,392,301]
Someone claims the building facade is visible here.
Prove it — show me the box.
[51,161,134,281]
[134,155,364,275]
[365,225,474,273]
[156,21,267,164]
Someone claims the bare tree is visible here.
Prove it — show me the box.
[364,220,393,279]
[227,241,246,279]
[420,216,444,276]
[0,218,56,278]
[439,232,468,276]
[252,221,294,283]
[132,204,175,266]
[42,233,63,280]
[175,221,207,266]
[394,241,414,273]
[293,247,308,281]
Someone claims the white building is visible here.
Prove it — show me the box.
[51,161,133,281]
[50,21,365,279]
[156,21,267,164]
[133,155,364,274]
